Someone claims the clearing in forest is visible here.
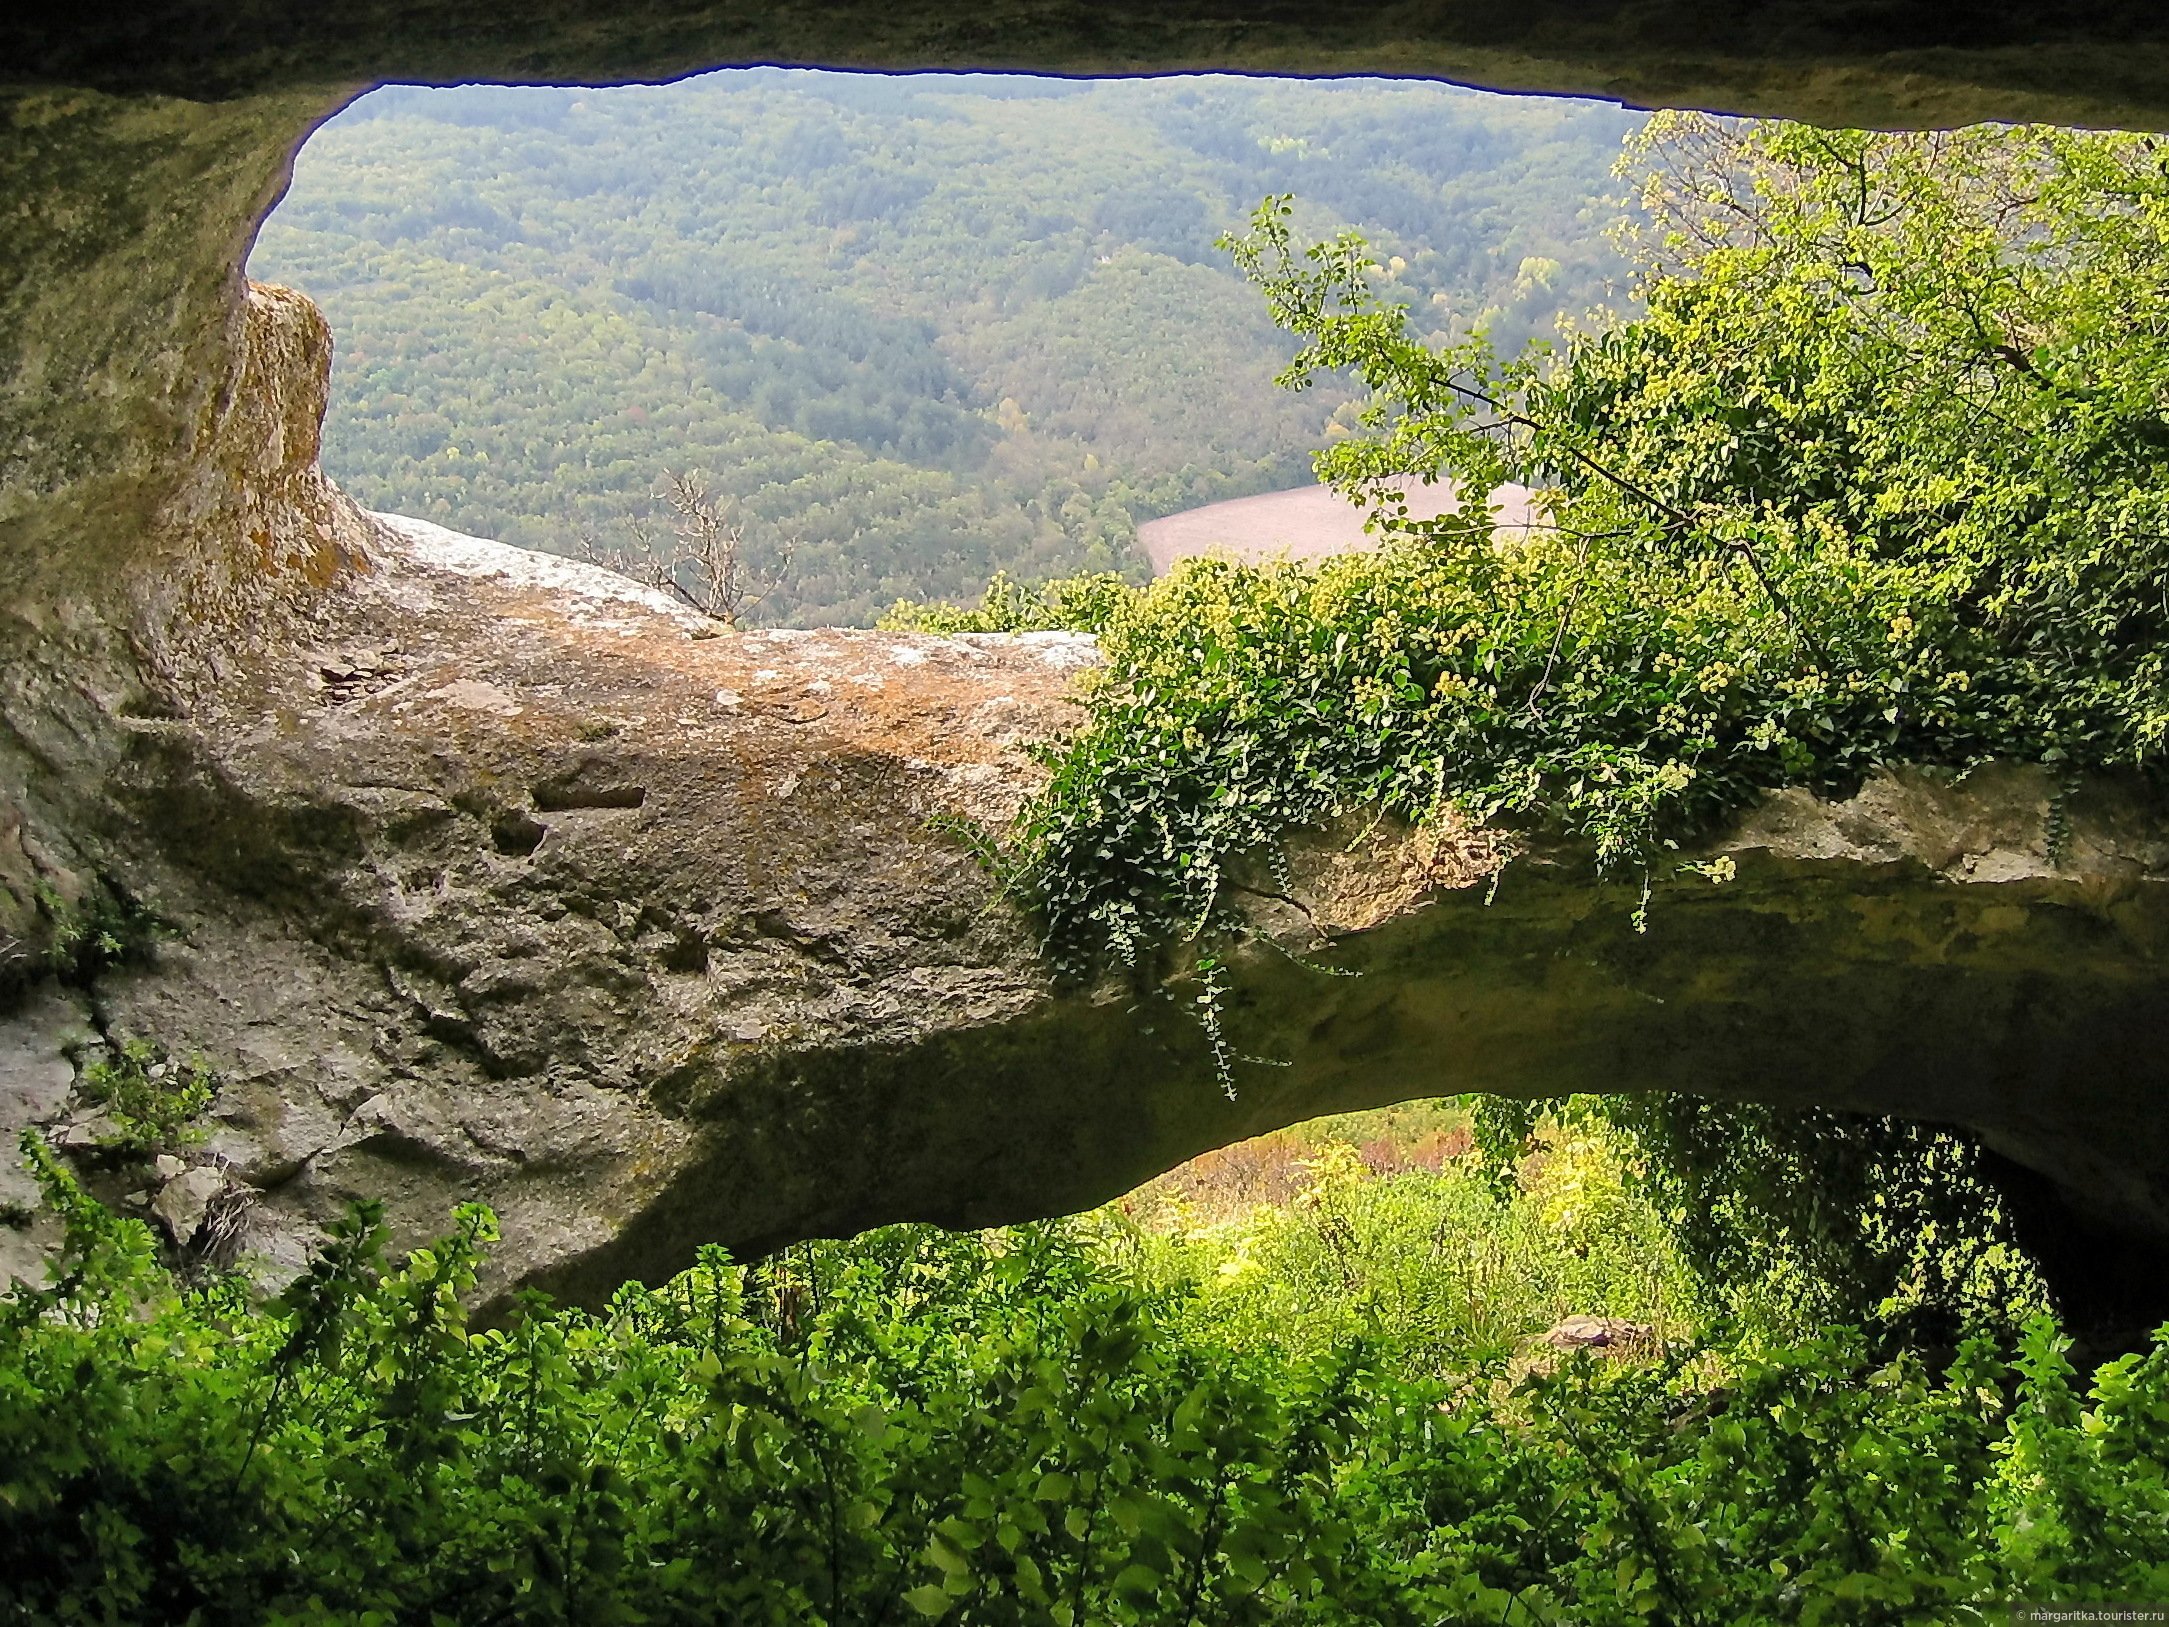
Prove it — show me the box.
[1138,476,1541,573]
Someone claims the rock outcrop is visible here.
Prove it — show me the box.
[7,296,2169,1318]
[9,6,2169,1319]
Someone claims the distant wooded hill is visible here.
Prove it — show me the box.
[251,71,1642,625]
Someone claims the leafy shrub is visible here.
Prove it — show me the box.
[3,1142,2166,1622]
[1112,1120,1709,1373]
[1515,1096,2051,1343]
[1005,120,2169,983]
[881,570,1136,634]
[78,1039,216,1158]
[11,880,159,1000]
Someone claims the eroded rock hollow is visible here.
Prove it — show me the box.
[7,4,2169,1314]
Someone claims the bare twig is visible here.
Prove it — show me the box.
[573,473,790,627]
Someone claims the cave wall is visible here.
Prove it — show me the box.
[17,1,2169,125]
[8,3,2169,1308]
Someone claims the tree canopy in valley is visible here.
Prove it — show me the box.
[249,71,1640,624]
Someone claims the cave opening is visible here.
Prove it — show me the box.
[0,4,2165,1379]
[12,8,2169,1602]
[215,73,2169,1359]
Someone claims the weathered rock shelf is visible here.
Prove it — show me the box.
[8,331,2169,1312]
[10,2,2169,1319]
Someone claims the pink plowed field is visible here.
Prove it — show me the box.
[1137,477,1539,575]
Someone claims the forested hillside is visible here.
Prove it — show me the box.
[250,72,1640,623]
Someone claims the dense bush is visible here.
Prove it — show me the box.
[4,1137,2166,1623]
[1481,1096,2051,1343]
[880,570,1136,636]
[1112,1121,1710,1370]
[989,119,2169,981]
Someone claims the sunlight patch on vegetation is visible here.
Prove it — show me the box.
[1101,1113,1710,1373]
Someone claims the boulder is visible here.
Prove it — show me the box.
[150,1166,229,1247]
[1541,1316,1659,1355]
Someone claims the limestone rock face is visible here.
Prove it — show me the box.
[0,277,2165,1313]
[11,7,2169,1313]
[74,496,1109,1302]
[11,464,2169,1310]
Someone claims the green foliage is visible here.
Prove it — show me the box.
[1109,1121,1711,1372]
[1265,117,2169,864]
[1470,1097,2049,1342]
[2,1153,2166,1623]
[78,1039,217,1158]
[895,119,2169,1326]
[880,570,1136,634]
[1008,120,2169,984]
[1581,1098,2046,1340]
[31,881,155,986]
[249,71,1637,624]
